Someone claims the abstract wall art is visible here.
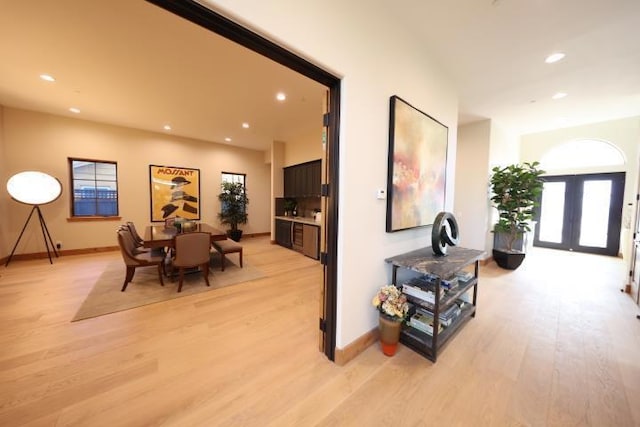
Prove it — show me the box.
[386,96,448,232]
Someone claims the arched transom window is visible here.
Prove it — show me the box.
[540,139,625,170]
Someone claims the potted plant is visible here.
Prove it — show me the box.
[217,181,249,241]
[489,161,545,269]
[372,284,409,356]
[283,198,297,217]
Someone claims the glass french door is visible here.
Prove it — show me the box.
[533,172,625,256]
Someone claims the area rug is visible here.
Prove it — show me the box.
[72,254,265,321]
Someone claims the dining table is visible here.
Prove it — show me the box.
[143,223,227,249]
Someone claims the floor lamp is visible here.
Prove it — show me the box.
[5,171,62,267]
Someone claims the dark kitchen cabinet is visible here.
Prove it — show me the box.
[275,219,292,248]
[283,160,321,198]
[283,167,296,198]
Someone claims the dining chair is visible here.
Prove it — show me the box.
[126,221,145,247]
[172,231,211,292]
[118,224,149,254]
[117,228,165,292]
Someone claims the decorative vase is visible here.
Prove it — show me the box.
[492,249,526,270]
[227,229,243,242]
[378,313,403,356]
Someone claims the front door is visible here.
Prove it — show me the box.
[534,172,625,256]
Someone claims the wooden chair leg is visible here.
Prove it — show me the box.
[122,266,135,292]
[177,268,185,293]
[203,263,210,287]
[239,249,243,268]
[221,253,226,272]
[157,263,165,286]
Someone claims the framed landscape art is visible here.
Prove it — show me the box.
[149,165,201,222]
[386,95,448,232]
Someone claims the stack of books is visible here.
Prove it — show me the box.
[408,310,442,335]
[440,276,459,291]
[401,275,445,304]
[455,270,474,285]
[437,304,462,327]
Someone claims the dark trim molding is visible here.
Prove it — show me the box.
[145,0,341,361]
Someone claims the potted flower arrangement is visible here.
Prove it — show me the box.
[489,161,545,269]
[217,181,249,241]
[372,284,409,356]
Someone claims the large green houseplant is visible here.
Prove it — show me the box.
[489,161,545,269]
[217,181,249,241]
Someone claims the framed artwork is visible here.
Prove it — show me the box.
[149,165,200,222]
[386,95,448,232]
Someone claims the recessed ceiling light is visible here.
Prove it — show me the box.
[163,124,172,131]
[69,107,81,114]
[242,122,250,129]
[40,74,56,82]
[276,92,286,101]
[552,92,567,100]
[224,137,232,142]
[545,53,566,64]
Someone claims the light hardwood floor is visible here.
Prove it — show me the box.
[1,237,639,426]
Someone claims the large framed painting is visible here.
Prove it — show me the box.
[386,95,448,232]
[149,165,201,222]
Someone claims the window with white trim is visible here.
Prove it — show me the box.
[69,158,119,217]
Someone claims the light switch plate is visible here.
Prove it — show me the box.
[376,189,386,199]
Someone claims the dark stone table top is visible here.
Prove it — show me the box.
[385,246,485,278]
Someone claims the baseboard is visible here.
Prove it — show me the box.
[481,257,493,266]
[334,326,379,366]
[243,232,270,238]
[2,246,118,264]
[1,232,271,263]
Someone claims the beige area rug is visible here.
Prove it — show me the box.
[72,254,265,321]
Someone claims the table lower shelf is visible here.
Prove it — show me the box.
[400,303,476,362]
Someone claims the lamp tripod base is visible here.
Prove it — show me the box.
[5,205,59,267]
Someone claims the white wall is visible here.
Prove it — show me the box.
[1,108,271,255]
[270,140,285,239]
[284,122,323,167]
[487,121,521,249]
[454,120,521,256]
[203,0,459,348]
[0,106,7,256]
[454,121,491,253]
[489,121,520,169]
[521,116,640,264]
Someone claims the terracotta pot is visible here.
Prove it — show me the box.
[378,313,403,356]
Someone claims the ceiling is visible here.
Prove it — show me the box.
[0,0,326,152]
[1,1,639,153]
[378,0,640,134]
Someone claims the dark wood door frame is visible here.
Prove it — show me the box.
[146,0,341,360]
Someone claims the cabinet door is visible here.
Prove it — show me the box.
[283,167,295,198]
[275,219,292,248]
[299,164,310,197]
[293,165,305,197]
[303,224,319,259]
[311,160,321,196]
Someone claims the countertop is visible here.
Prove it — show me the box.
[275,216,321,226]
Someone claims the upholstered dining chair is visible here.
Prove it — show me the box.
[117,228,165,292]
[126,221,145,248]
[172,231,211,292]
[118,224,148,254]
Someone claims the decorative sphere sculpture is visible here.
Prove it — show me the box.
[432,211,459,256]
